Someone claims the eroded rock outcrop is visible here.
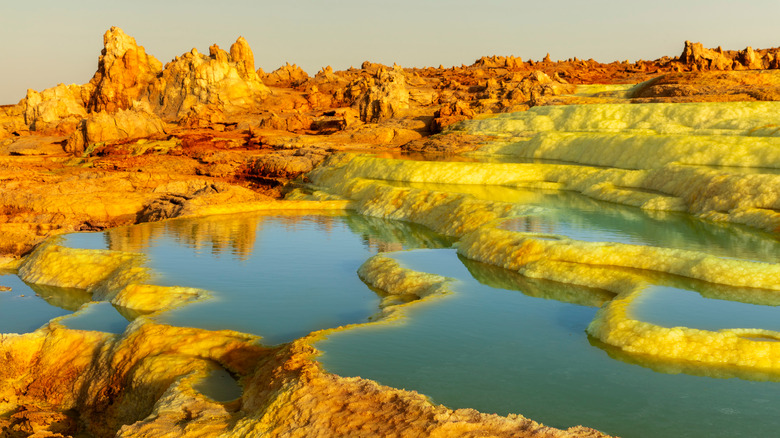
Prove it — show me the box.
[431,100,475,132]
[262,63,310,88]
[66,108,167,154]
[676,40,780,71]
[354,67,410,122]
[87,26,163,113]
[229,36,258,81]
[152,44,269,121]
[20,26,269,138]
[23,84,91,134]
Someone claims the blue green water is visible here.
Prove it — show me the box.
[14,188,780,437]
[59,212,454,344]
[61,301,132,334]
[0,272,90,333]
[631,286,780,333]
[316,250,780,438]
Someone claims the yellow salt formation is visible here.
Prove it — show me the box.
[309,150,780,231]
[460,101,780,137]
[588,283,780,372]
[458,227,780,291]
[478,132,780,169]
[356,254,453,323]
[309,126,780,371]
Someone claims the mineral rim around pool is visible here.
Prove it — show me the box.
[2,29,780,437]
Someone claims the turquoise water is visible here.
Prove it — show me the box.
[388,181,780,263]
[631,286,780,333]
[316,250,780,438]
[60,212,453,345]
[23,188,780,437]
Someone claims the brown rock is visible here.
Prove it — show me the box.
[431,100,475,133]
[402,132,492,154]
[678,41,733,71]
[244,150,326,180]
[258,111,313,132]
[64,109,166,155]
[736,46,766,70]
[472,55,524,70]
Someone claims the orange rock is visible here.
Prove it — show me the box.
[87,27,162,113]
[229,36,258,80]
[262,63,310,88]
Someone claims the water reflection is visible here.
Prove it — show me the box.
[388,181,780,263]
[460,256,615,307]
[0,275,85,333]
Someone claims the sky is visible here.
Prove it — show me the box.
[1,0,779,104]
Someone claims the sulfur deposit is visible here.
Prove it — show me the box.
[2,26,780,437]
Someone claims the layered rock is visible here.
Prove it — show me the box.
[431,100,475,133]
[676,40,780,71]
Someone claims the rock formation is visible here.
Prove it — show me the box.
[23,84,91,134]
[354,67,410,122]
[676,40,780,71]
[261,63,310,88]
[65,108,167,154]
[431,100,475,132]
[87,26,163,113]
[229,36,258,81]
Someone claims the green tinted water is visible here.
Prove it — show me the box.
[60,212,453,343]
[317,250,780,438]
[16,188,780,437]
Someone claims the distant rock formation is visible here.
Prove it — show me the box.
[472,55,525,70]
[262,63,310,88]
[151,43,269,121]
[676,40,780,71]
[18,27,270,149]
[23,84,91,134]
[354,67,410,123]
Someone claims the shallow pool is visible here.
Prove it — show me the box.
[317,249,780,438]
[60,212,453,343]
[31,188,780,437]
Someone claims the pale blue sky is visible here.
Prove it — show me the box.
[1,0,778,104]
